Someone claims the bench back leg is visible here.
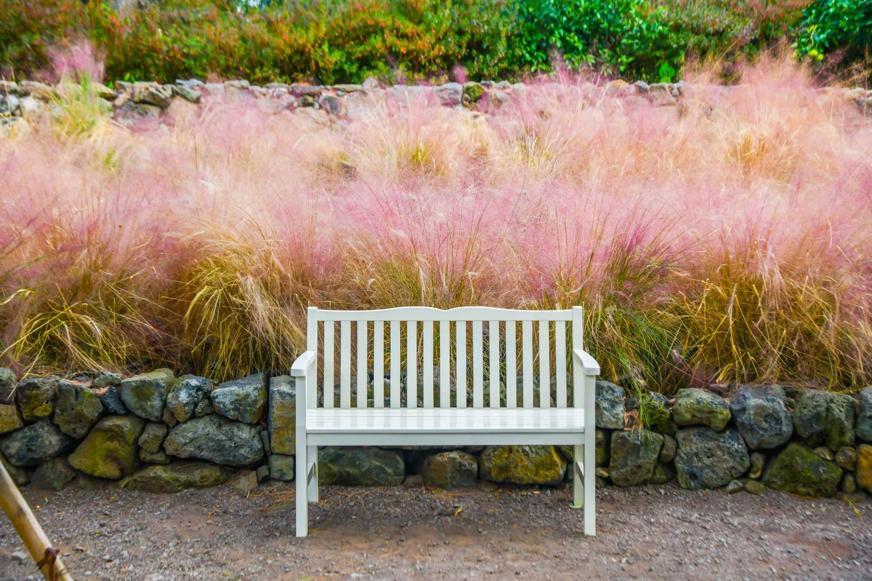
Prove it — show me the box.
[307,446,319,503]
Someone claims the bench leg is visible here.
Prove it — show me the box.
[307,445,318,503]
[583,436,596,536]
[572,444,584,509]
[295,438,308,537]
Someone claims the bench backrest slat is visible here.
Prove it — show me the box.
[306,306,584,410]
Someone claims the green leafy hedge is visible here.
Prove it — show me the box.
[0,0,868,84]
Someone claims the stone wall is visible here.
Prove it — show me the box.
[1,366,870,499]
[1,78,871,129]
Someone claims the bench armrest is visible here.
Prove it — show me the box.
[573,349,600,376]
[291,350,317,377]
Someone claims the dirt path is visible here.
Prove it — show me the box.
[1,480,869,580]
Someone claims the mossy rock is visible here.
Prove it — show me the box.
[479,445,566,485]
[857,444,872,494]
[211,373,267,424]
[762,442,843,497]
[121,462,234,493]
[319,447,405,486]
[421,450,478,489]
[463,82,485,106]
[165,375,212,423]
[268,375,296,455]
[120,369,174,422]
[0,420,73,466]
[0,403,23,434]
[793,390,855,451]
[609,429,664,487]
[672,388,731,431]
[16,376,59,421]
[53,380,104,438]
[68,415,145,479]
[675,427,749,490]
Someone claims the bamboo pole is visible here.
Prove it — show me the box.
[0,460,72,581]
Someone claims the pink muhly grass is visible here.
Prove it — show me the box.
[0,56,869,386]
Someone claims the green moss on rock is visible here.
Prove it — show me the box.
[479,445,566,485]
[121,462,234,493]
[68,415,145,479]
[762,442,843,497]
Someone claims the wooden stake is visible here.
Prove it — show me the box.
[0,460,72,581]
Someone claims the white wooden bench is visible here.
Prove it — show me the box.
[290,306,600,537]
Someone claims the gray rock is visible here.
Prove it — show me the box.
[256,464,270,482]
[163,415,264,466]
[269,454,295,481]
[421,450,478,488]
[672,388,731,431]
[19,95,44,115]
[18,80,54,99]
[725,479,744,494]
[93,371,123,388]
[1,451,29,486]
[479,446,566,485]
[53,380,104,438]
[16,376,59,421]
[814,446,834,461]
[211,373,267,424]
[319,447,405,486]
[121,462,234,493]
[436,83,463,106]
[749,452,766,479]
[596,381,625,429]
[745,479,767,495]
[857,387,872,442]
[660,434,677,463]
[609,429,664,486]
[268,375,296,455]
[115,101,162,125]
[99,385,127,414]
[794,390,855,450]
[138,422,167,454]
[120,369,174,422]
[165,375,212,423]
[0,420,73,466]
[762,442,843,497]
[318,94,344,115]
[650,461,676,485]
[194,398,212,417]
[730,385,793,449]
[173,84,202,103]
[835,446,856,470]
[130,82,173,108]
[67,416,145,479]
[140,449,170,464]
[0,367,15,402]
[31,458,76,491]
[841,473,856,494]
[675,427,750,490]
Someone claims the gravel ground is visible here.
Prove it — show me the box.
[1,479,869,580]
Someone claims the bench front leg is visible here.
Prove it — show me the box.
[291,350,316,538]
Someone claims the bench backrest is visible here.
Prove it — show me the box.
[305,306,587,410]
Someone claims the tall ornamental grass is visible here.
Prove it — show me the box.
[0,58,869,391]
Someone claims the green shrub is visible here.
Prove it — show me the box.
[794,0,871,70]
[0,0,868,84]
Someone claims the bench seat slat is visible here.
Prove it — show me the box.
[307,408,585,434]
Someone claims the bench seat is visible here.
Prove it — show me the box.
[307,408,585,446]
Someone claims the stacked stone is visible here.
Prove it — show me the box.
[1,364,870,498]
[4,78,870,133]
